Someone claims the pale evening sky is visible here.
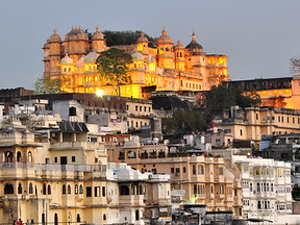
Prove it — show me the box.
[1,0,300,89]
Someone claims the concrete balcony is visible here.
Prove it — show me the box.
[119,195,144,206]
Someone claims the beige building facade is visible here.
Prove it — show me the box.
[107,141,243,218]
[0,120,171,224]
[215,106,300,146]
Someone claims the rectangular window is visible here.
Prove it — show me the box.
[240,129,243,136]
[86,187,92,197]
[183,167,186,173]
[55,157,57,163]
[127,105,129,110]
[102,186,106,197]
[175,168,180,173]
[144,106,146,112]
[171,168,174,173]
[135,105,138,111]
[95,186,100,197]
[72,156,76,162]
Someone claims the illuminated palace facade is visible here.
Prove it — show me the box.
[43,27,229,98]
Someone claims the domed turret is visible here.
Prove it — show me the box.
[174,40,184,50]
[49,29,61,42]
[83,52,99,63]
[156,28,173,45]
[185,32,203,53]
[146,54,155,63]
[64,27,88,41]
[131,52,144,61]
[137,32,148,43]
[60,54,73,65]
[92,27,104,40]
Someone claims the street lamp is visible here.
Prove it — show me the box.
[96,89,104,97]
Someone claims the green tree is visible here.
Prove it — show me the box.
[103,30,156,47]
[33,76,62,94]
[162,109,206,139]
[201,85,261,117]
[292,184,300,201]
[96,48,133,96]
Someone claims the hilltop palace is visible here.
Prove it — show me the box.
[43,27,229,98]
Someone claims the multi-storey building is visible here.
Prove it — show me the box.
[107,141,243,219]
[233,155,294,223]
[0,120,171,224]
[43,27,230,98]
[215,106,300,146]
[223,76,300,110]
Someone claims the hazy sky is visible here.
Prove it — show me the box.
[1,0,300,89]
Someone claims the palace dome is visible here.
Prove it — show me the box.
[174,40,184,50]
[92,27,104,40]
[146,54,155,63]
[64,27,88,41]
[137,32,149,43]
[49,30,61,42]
[156,28,173,45]
[83,52,99,63]
[60,54,73,65]
[185,33,203,53]
[131,52,144,61]
[43,40,50,49]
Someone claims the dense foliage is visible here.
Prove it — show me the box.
[103,30,156,47]
[162,109,206,139]
[201,85,261,118]
[96,48,132,96]
[33,76,63,94]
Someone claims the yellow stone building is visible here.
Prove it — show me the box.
[43,27,229,98]
[107,141,243,218]
[0,120,172,224]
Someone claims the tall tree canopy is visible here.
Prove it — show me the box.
[33,76,63,94]
[103,30,156,47]
[162,109,206,139]
[201,85,261,118]
[96,48,133,96]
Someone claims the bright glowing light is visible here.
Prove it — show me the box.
[96,90,104,97]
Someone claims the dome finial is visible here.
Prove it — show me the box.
[53,29,57,34]
[162,27,167,36]
[96,26,99,31]
[177,40,181,44]
[192,32,196,41]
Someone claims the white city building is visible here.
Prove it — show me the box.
[233,155,294,223]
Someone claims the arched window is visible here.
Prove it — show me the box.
[68,67,71,72]
[29,183,33,194]
[17,151,22,162]
[139,185,143,195]
[54,213,58,225]
[79,184,83,194]
[43,184,46,195]
[75,184,78,194]
[28,152,32,162]
[135,210,140,221]
[18,183,22,194]
[103,214,106,221]
[48,185,51,195]
[5,151,14,162]
[62,185,66,194]
[4,183,14,194]
[68,185,71,194]
[120,185,130,195]
[193,165,196,175]
[64,68,67,72]
[77,214,81,222]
